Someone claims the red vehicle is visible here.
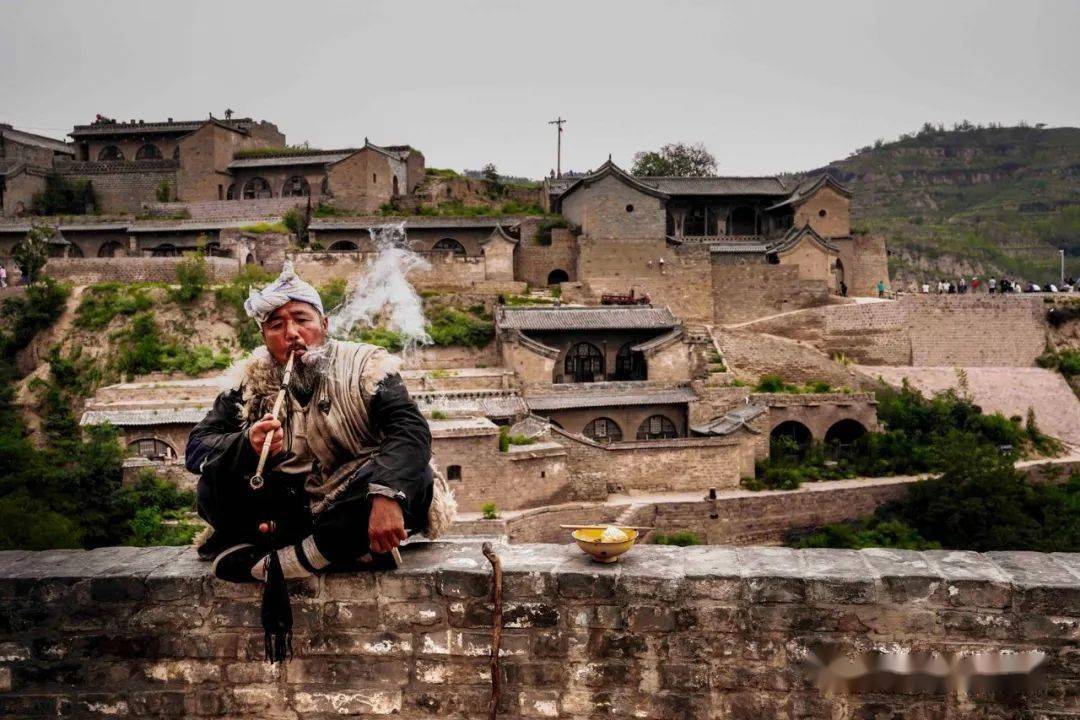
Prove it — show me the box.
[600,288,651,305]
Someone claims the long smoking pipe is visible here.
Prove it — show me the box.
[249,351,295,491]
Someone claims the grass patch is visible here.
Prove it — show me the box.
[240,221,289,234]
[753,375,836,394]
[75,282,157,330]
[653,531,703,546]
[0,279,70,359]
[427,306,493,348]
[233,144,324,159]
[113,312,231,379]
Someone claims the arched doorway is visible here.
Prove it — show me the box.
[564,342,604,383]
[636,414,678,440]
[67,244,84,258]
[243,177,273,199]
[135,144,162,160]
[151,244,178,257]
[834,259,846,294]
[97,145,123,161]
[584,417,622,444]
[282,176,310,197]
[614,342,646,381]
[432,238,467,256]
[770,421,812,459]
[98,241,124,258]
[547,269,569,285]
[128,438,176,461]
[327,240,359,252]
[825,419,867,457]
[729,206,756,235]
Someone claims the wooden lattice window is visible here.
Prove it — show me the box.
[135,144,162,160]
[243,177,272,199]
[97,145,123,161]
[283,176,310,197]
[636,415,677,440]
[584,417,622,444]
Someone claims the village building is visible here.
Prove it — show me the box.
[0,124,75,216]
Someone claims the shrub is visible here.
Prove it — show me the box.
[12,223,52,283]
[499,425,535,451]
[653,531,702,546]
[155,180,172,203]
[427,307,494,348]
[358,327,406,352]
[481,503,499,520]
[29,172,95,215]
[0,278,70,359]
[75,282,155,330]
[172,251,208,303]
[113,312,230,379]
[240,222,289,234]
[319,278,348,313]
[430,410,449,420]
[792,517,939,550]
[282,208,309,241]
[536,216,569,245]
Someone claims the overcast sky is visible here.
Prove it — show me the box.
[2,0,1077,178]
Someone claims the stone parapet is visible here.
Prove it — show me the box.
[0,543,1077,717]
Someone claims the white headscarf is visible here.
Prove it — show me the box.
[243,261,324,324]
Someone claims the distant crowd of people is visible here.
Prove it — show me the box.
[903,276,1079,295]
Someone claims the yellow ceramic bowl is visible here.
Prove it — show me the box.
[571,528,639,563]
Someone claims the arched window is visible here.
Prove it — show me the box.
[770,421,812,459]
[129,438,176,461]
[392,175,400,195]
[151,243,178,257]
[729,206,756,235]
[547,269,569,285]
[320,176,331,197]
[564,342,604,383]
[135,144,162,160]
[67,244,84,258]
[614,342,646,381]
[447,465,462,481]
[825,419,867,457]
[226,183,237,200]
[98,241,124,258]
[432,238,466,256]
[97,145,123,161]
[173,146,180,161]
[282,176,310,197]
[636,415,678,440]
[327,240,359,252]
[243,177,272,199]
[584,417,622,444]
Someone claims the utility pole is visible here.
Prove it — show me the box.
[548,117,566,177]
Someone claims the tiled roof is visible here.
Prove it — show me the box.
[496,305,679,332]
[710,243,769,254]
[311,216,519,231]
[227,151,355,169]
[690,405,766,436]
[0,221,130,233]
[128,219,270,233]
[631,328,683,352]
[766,224,838,254]
[1,126,74,155]
[413,390,526,419]
[641,176,789,196]
[525,386,696,411]
[69,118,253,137]
[765,174,852,210]
[80,407,210,426]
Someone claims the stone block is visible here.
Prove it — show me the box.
[800,548,878,605]
[738,547,806,603]
[924,550,1011,608]
[291,688,403,714]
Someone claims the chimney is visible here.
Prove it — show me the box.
[167,117,173,123]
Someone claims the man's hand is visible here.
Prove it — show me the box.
[248,413,284,457]
[369,495,407,554]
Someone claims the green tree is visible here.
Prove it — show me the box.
[30,173,95,215]
[482,163,504,198]
[630,142,717,177]
[13,223,53,283]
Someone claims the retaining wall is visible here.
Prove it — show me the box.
[44,256,239,284]
[0,543,1077,718]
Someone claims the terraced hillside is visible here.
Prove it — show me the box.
[799,124,1080,283]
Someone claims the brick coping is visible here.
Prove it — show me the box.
[1,543,1078,593]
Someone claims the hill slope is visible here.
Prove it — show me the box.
[801,125,1080,283]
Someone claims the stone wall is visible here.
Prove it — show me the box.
[712,263,828,324]
[289,251,525,295]
[513,228,577,288]
[1,543,1077,718]
[552,427,748,493]
[57,161,179,213]
[794,185,850,238]
[745,296,1049,367]
[44,256,238,284]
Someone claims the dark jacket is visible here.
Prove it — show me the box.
[186,373,432,544]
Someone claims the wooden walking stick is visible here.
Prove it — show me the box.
[249,351,295,491]
[482,542,503,720]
